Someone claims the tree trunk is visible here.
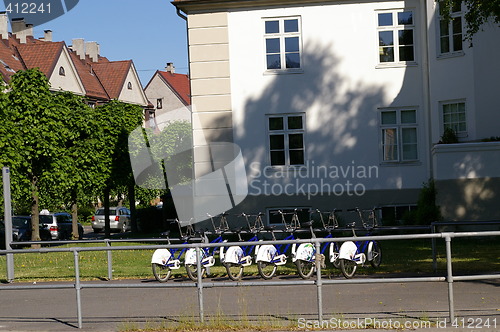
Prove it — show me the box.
[71,188,79,240]
[104,186,111,238]
[128,183,137,233]
[30,176,41,248]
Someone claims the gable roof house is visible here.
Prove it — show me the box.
[0,13,148,109]
[172,0,500,223]
[144,62,191,130]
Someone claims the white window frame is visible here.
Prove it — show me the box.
[441,100,467,137]
[267,113,306,167]
[376,9,417,67]
[380,108,419,163]
[263,16,303,73]
[438,0,464,57]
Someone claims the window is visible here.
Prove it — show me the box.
[380,109,418,162]
[264,17,301,70]
[148,110,156,129]
[377,10,415,64]
[157,98,163,109]
[268,114,305,166]
[439,0,463,55]
[59,66,65,76]
[442,101,466,135]
[127,82,132,90]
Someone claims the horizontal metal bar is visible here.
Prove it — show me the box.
[452,274,500,281]
[322,276,446,284]
[0,284,74,290]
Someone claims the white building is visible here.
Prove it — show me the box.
[172,0,500,223]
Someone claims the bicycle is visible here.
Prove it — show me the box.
[151,219,198,282]
[294,209,341,279]
[338,207,382,279]
[183,213,230,281]
[221,213,262,281]
[254,210,298,279]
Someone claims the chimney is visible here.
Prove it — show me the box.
[0,12,8,40]
[71,38,85,60]
[85,41,99,62]
[11,18,28,43]
[43,30,52,42]
[165,62,175,73]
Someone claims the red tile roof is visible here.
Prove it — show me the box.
[16,41,64,77]
[69,51,109,100]
[91,60,132,99]
[158,70,191,105]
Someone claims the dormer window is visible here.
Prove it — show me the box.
[127,82,132,90]
[59,66,65,76]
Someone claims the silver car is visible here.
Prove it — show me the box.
[91,207,131,233]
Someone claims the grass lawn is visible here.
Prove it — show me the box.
[1,236,499,283]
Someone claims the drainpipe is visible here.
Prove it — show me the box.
[421,0,433,180]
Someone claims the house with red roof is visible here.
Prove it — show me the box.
[0,13,148,109]
[144,62,191,130]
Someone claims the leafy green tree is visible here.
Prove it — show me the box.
[439,0,500,39]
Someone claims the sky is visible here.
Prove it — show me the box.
[0,0,189,86]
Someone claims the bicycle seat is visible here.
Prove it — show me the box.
[160,231,170,237]
[264,225,276,232]
[231,227,242,234]
[346,222,356,228]
[302,221,314,228]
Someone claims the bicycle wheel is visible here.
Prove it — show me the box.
[257,261,277,279]
[370,241,382,268]
[225,262,244,281]
[185,264,206,282]
[339,259,357,279]
[331,243,341,269]
[296,259,315,279]
[152,263,171,282]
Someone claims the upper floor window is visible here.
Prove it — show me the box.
[377,10,415,65]
[439,0,463,55]
[157,98,163,109]
[268,113,305,166]
[442,101,467,136]
[381,109,418,162]
[264,17,302,71]
[127,82,132,90]
[59,66,65,76]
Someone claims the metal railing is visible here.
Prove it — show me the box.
[1,230,500,329]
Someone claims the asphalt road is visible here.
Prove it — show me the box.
[0,276,499,332]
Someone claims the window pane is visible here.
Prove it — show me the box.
[380,47,394,62]
[401,110,416,123]
[266,38,280,53]
[402,127,417,143]
[269,117,284,130]
[398,11,413,25]
[379,31,394,46]
[288,116,303,129]
[453,34,463,51]
[267,55,281,69]
[378,13,393,26]
[381,111,397,124]
[383,128,398,161]
[289,150,304,165]
[265,20,279,34]
[286,53,300,68]
[289,134,304,149]
[402,144,418,160]
[285,37,299,52]
[270,135,285,149]
[440,20,450,37]
[284,19,299,33]
[399,30,413,45]
[440,36,450,53]
[271,151,286,165]
[399,46,414,61]
[452,0,461,12]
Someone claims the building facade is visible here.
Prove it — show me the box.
[172,0,500,223]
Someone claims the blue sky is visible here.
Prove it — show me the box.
[0,0,189,86]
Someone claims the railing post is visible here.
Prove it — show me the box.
[444,234,455,322]
[2,167,15,282]
[431,223,437,273]
[73,249,83,329]
[196,246,204,323]
[315,240,323,322]
[105,239,112,280]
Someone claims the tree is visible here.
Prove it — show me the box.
[439,0,500,39]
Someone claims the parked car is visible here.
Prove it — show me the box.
[39,210,84,240]
[92,207,131,233]
[0,217,52,247]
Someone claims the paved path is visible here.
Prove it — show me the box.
[0,275,499,331]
